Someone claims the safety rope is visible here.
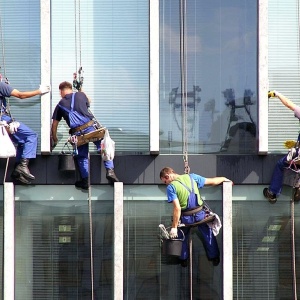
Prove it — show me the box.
[0,13,12,184]
[179,0,190,175]
[87,152,94,300]
[74,1,94,298]
[73,0,84,91]
[291,190,297,299]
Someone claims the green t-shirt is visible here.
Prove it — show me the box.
[171,174,203,210]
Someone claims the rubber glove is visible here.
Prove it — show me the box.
[169,227,178,239]
[8,121,20,134]
[39,84,51,95]
[268,90,277,98]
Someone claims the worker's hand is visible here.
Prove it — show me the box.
[268,90,278,98]
[8,121,20,134]
[169,227,178,239]
[39,84,51,95]
[50,136,58,151]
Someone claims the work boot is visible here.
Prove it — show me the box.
[209,256,220,267]
[106,168,119,183]
[75,177,89,190]
[293,187,300,202]
[263,188,277,204]
[14,159,35,180]
[11,169,31,185]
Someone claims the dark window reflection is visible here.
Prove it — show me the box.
[160,0,258,154]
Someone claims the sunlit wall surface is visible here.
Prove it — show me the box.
[159,0,258,154]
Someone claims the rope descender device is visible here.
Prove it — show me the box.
[73,66,84,91]
[183,153,190,174]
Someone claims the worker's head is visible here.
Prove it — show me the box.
[59,81,73,97]
[160,167,176,184]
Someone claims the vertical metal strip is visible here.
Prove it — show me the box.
[258,0,269,154]
[223,181,232,300]
[40,0,51,154]
[114,182,123,300]
[149,0,160,155]
[3,182,14,300]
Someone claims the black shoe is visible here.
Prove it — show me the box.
[106,168,119,183]
[180,259,189,268]
[263,188,277,204]
[75,178,89,190]
[212,257,220,266]
[11,169,31,184]
[14,158,35,180]
[293,188,300,202]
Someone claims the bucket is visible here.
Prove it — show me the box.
[162,239,183,257]
[58,154,76,171]
[161,229,185,257]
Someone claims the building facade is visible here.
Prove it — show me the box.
[0,0,300,299]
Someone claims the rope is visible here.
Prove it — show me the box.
[180,0,190,174]
[87,151,94,300]
[74,1,93,298]
[74,0,77,72]
[0,14,7,76]
[291,190,297,299]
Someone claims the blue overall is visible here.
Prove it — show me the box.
[0,82,37,162]
[269,148,300,196]
[0,115,38,161]
[171,175,220,261]
[58,93,114,179]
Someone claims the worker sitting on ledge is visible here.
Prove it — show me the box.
[264,90,300,203]
[51,81,119,190]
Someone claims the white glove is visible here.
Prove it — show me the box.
[39,84,51,95]
[8,121,20,134]
[169,227,178,239]
[0,120,8,126]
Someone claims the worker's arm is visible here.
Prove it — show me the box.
[205,177,233,186]
[274,91,296,111]
[51,120,59,145]
[171,198,181,228]
[10,85,50,99]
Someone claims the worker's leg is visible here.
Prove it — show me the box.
[197,223,220,264]
[74,143,89,190]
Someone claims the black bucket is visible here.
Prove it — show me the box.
[58,154,76,171]
[162,239,183,257]
[161,229,185,257]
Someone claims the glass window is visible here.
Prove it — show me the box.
[233,185,295,298]
[0,0,41,152]
[51,0,150,154]
[15,185,114,299]
[160,0,258,154]
[13,184,300,298]
[124,185,223,299]
[268,0,300,153]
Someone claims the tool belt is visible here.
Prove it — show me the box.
[69,127,106,147]
[69,120,95,135]
[181,205,203,216]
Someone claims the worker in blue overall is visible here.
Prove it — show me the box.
[0,80,51,184]
[160,167,233,267]
[51,81,119,190]
[264,90,300,203]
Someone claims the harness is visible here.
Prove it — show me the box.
[59,92,106,148]
[174,174,203,213]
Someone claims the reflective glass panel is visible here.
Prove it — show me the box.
[160,0,258,154]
